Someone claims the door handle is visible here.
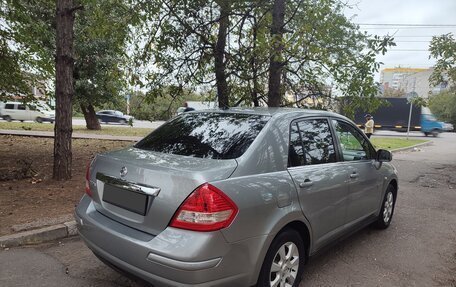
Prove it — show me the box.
[299,179,313,188]
[350,172,359,179]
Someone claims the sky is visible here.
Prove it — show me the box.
[344,0,456,81]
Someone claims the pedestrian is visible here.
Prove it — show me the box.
[364,114,374,139]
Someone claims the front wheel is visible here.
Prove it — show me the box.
[374,184,396,229]
[256,229,306,287]
[431,129,440,137]
[35,117,43,123]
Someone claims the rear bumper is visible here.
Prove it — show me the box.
[75,195,266,287]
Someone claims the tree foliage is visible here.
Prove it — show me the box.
[1,0,134,129]
[74,0,132,129]
[0,0,54,101]
[429,90,456,127]
[429,33,456,87]
[134,0,394,109]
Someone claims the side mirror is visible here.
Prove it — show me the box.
[377,149,392,162]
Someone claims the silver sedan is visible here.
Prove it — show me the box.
[75,108,398,287]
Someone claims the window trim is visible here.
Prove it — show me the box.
[329,118,377,162]
[287,116,340,168]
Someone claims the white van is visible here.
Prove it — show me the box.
[0,101,55,123]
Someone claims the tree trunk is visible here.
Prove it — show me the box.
[267,0,286,107]
[53,0,76,180]
[214,0,230,109]
[80,103,101,130]
[251,16,260,107]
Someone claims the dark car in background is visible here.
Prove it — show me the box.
[96,110,133,125]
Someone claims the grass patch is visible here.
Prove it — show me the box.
[371,137,429,150]
[0,121,151,137]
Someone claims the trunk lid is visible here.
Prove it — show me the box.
[88,147,238,235]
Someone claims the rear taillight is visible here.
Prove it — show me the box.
[170,183,238,232]
[85,163,93,197]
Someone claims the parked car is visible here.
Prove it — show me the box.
[75,108,398,287]
[0,101,55,123]
[96,110,133,124]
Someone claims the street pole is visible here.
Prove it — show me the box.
[406,77,417,140]
[407,102,412,140]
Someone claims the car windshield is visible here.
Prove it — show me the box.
[135,112,270,159]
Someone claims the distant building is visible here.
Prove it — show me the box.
[380,67,450,98]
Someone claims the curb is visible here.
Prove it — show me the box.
[0,221,77,248]
[390,140,433,153]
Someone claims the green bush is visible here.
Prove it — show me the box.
[429,90,456,127]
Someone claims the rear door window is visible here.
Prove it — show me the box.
[5,104,15,109]
[288,119,337,167]
[288,122,306,167]
[135,113,270,159]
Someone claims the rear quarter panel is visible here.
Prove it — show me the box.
[211,171,311,286]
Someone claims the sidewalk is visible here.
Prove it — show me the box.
[0,129,142,142]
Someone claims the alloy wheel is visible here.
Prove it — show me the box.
[270,242,300,287]
[383,191,394,223]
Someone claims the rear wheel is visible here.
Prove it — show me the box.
[374,184,396,229]
[3,115,12,122]
[431,129,439,137]
[256,229,305,287]
[120,119,127,125]
[36,117,43,123]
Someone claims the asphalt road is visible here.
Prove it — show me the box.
[71,118,165,129]
[1,134,455,287]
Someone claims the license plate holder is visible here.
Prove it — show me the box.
[102,184,148,215]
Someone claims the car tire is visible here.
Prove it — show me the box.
[424,132,429,137]
[256,229,306,287]
[3,115,12,122]
[374,184,396,229]
[431,129,439,137]
[36,117,43,123]
[120,119,127,125]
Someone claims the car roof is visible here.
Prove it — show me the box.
[189,107,345,119]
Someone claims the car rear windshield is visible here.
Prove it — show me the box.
[135,112,270,159]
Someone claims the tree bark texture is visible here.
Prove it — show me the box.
[214,1,230,109]
[80,103,101,130]
[250,17,260,107]
[267,0,286,107]
[53,0,75,180]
